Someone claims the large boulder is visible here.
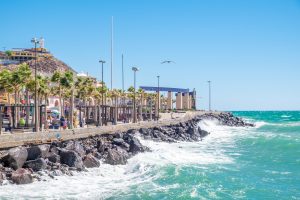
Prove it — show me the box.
[83,154,100,168]
[105,148,128,165]
[1,147,28,170]
[198,127,209,138]
[24,158,47,172]
[27,144,50,161]
[129,137,147,154]
[60,150,83,170]
[45,152,60,163]
[65,141,85,157]
[11,168,33,184]
[139,128,150,136]
[175,127,185,135]
[112,138,125,146]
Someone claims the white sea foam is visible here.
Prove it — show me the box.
[255,121,268,128]
[0,119,250,199]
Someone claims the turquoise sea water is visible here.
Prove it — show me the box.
[0,111,299,199]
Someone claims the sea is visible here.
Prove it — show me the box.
[0,111,299,200]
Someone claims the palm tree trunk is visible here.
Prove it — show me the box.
[14,90,18,128]
[7,92,13,127]
[44,94,48,131]
[70,88,74,129]
[150,100,153,121]
[114,96,118,124]
[25,90,30,126]
[59,86,62,117]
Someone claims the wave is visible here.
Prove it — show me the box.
[0,119,250,199]
[255,121,268,128]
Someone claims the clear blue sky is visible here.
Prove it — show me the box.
[1,0,300,110]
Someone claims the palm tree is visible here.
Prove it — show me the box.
[137,88,145,121]
[110,89,121,124]
[0,69,13,104]
[51,71,63,115]
[75,76,96,126]
[148,93,157,121]
[60,70,75,127]
[10,64,32,126]
[95,83,108,125]
[127,86,136,122]
[0,69,14,126]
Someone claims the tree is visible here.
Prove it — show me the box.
[137,88,145,121]
[0,69,14,126]
[61,71,75,128]
[0,69,13,104]
[10,64,32,126]
[51,71,63,115]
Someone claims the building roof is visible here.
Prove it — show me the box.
[140,86,189,93]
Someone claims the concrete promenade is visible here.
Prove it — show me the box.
[0,111,207,149]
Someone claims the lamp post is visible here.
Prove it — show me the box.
[99,60,106,125]
[31,38,39,132]
[132,67,139,123]
[157,75,160,120]
[208,80,211,111]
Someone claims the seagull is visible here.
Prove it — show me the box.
[161,60,175,64]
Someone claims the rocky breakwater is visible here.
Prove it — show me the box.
[0,112,253,185]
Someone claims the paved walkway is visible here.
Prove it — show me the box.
[0,111,206,149]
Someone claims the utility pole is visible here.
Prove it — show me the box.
[122,54,124,92]
[110,16,113,90]
[208,80,211,111]
[31,38,39,132]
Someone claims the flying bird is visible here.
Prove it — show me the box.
[161,60,175,64]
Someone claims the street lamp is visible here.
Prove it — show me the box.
[132,67,139,123]
[31,38,39,132]
[207,80,211,111]
[99,60,106,125]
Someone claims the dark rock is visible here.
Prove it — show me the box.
[175,127,185,135]
[65,141,85,157]
[50,141,64,148]
[139,128,150,135]
[112,138,125,146]
[113,132,123,138]
[93,152,102,159]
[187,126,196,135]
[50,146,60,155]
[198,127,209,138]
[83,154,100,168]
[27,144,50,161]
[1,147,28,170]
[105,148,128,165]
[97,139,106,153]
[11,168,33,184]
[24,158,47,171]
[127,129,136,134]
[45,152,60,163]
[60,150,83,170]
[4,167,13,179]
[129,137,147,154]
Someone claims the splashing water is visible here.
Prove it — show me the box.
[0,111,299,199]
